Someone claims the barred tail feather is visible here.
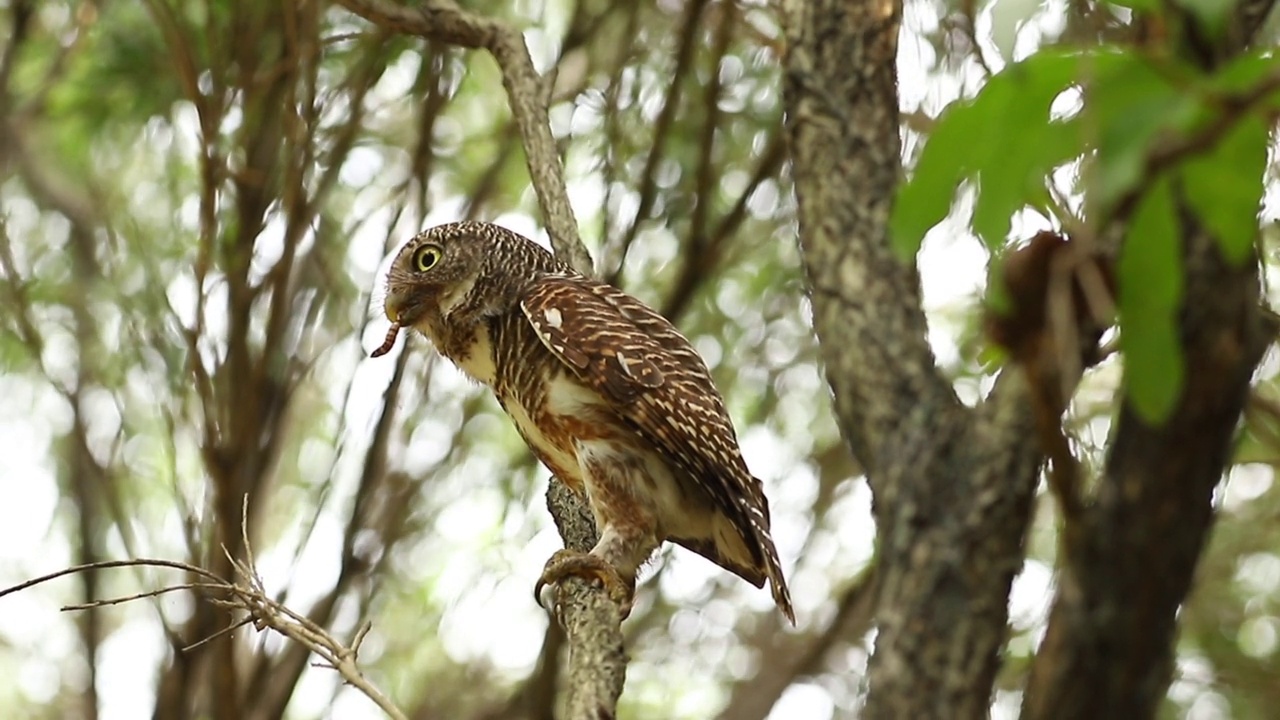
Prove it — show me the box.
[761,535,795,624]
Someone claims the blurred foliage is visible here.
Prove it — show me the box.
[894,41,1276,422]
[0,0,1276,719]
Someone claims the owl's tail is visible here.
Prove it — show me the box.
[760,534,795,624]
[744,483,794,624]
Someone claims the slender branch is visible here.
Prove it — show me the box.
[1,557,410,720]
[334,0,592,274]
[0,0,33,108]
[660,130,786,321]
[332,3,625,718]
[1092,67,1280,231]
[604,0,709,284]
[544,480,627,719]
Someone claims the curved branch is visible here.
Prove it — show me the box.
[1023,197,1276,720]
[717,565,878,720]
[779,0,959,477]
[334,0,592,275]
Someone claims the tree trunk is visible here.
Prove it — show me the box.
[780,1,1042,716]
[781,1,1275,718]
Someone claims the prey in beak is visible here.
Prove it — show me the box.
[371,293,404,358]
[370,322,400,358]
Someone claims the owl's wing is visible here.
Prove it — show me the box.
[519,273,767,542]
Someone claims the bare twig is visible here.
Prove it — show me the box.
[0,559,224,600]
[605,0,710,285]
[718,564,879,720]
[660,130,786,321]
[0,499,411,720]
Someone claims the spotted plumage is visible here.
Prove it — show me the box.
[378,220,794,622]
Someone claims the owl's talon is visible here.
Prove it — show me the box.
[535,578,559,615]
[535,549,634,619]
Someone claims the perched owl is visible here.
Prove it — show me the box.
[376,221,793,623]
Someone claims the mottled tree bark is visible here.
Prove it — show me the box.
[1023,221,1272,718]
[782,0,1275,718]
[780,0,1042,717]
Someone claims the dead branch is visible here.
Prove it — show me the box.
[1,555,409,720]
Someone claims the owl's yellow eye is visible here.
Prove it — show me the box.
[414,245,442,272]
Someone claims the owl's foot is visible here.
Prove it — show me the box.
[535,549,634,619]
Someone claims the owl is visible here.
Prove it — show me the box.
[375,221,793,622]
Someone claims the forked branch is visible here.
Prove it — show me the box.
[1,556,408,720]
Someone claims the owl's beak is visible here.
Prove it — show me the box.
[383,289,405,323]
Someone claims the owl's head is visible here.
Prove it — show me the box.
[381,221,562,330]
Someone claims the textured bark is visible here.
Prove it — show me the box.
[1022,213,1273,720]
[1025,269,1267,716]
[780,0,1042,717]
[783,0,1275,718]
[1019,5,1277,717]
[547,481,628,720]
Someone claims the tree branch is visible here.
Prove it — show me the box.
[545,480,627,719]
[1022,5,1279,714]
[779,0,959,477]
[334,0,592,274]
[717,565,879,720]
[0,551,409,720]
[1022,211,1275,720]
[603,0,709,284]
[781,0,1043,716]
[333,3,625,718]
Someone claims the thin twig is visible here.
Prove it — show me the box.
[0,539,411,720]
[605,0,710,285]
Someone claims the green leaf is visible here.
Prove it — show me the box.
[892,97,985,258]
[1118,177,1184,425]
[1182,113,1267,264]
[1207,51,1279,96]
[972,115,1082,247]
[1174,0,1235,38]
[1089,55,1199,210]
[892,50,1086,257]
[985,255,1015,316]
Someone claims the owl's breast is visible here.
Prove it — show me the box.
[448,324,498,386]
[411,312,500,387]
[500,372,611,493]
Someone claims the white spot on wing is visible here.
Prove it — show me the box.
[544,307,563,329]
[617,350,632,377]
